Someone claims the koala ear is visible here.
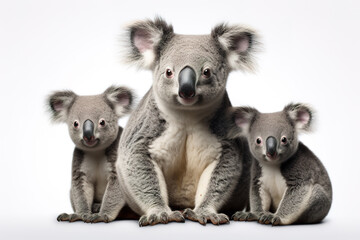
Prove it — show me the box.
[284,103,313,132]
[212,23,260,72]
[47,91,77,123]
[104,86,134,118]
[227,106,259,138]
[122,16,174,69]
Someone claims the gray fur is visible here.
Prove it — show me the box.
[118,17,259,226]
[230,103,332,225]
[47,86,134,223]
[121,16,175,69]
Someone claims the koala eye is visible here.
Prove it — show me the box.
[202,68,211,78]
[73,120,79,129]
[281,136,288,145]
[165,68,174,79]
[256,137,262,145]
[99,119,106,127]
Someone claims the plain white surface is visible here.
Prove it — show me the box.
[1,0,359,239]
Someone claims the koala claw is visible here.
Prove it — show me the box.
[258,213,281,226]
[271,216,281,226]
[139,210,185,227]
[73,213,92,222]
[170,210,186,223]
[57,213,91,222]
[88,213,111,223]
[57,213,70,222]
[183,208,229,226]
[232,211,259,221]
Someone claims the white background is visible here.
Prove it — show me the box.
[1,0,359,239]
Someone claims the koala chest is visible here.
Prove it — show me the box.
[259,164,287,211]
[81,153,110,203]
[149,122,222,208]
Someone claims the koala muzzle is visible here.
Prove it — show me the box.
[83,119,95,141]
[266,136,277,158]
[178,66,196,99]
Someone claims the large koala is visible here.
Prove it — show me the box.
[118,17,259,226]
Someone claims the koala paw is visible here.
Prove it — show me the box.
[183,208,229,226]
[87,213,112,223]
[57,213,91,222]
[258,213,281,226]
[139,210,185,227]
[57,213,70,222]
[232,211,259,221]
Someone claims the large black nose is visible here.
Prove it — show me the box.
[266,136,277,157]
[178,66,196,99]
[83,119,95,141]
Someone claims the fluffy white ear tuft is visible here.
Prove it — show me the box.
[104,86,134,118]
[227,106,259,138]
[121,16,174,70]
[212,23,260,72]
[47,91,77,123]
[284,103,314,132]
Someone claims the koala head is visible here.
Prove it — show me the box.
[229,103,313,165]
[123,17,259,111]
[48,86,133,152]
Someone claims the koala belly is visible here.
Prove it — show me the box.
[149,122,222,209]
[259,164,287,211]
[81,153,109,203]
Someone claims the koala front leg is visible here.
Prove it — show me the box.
[259,185,313,226]
[89,176,125,223]
[57,149,94,222]
[234,184,271,222]
[233,160,265,222]
[57,179,94,222]
[89,147,125,223]
[183,143,241,225]
[120,154,184,227]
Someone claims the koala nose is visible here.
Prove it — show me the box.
[266,136,277,158]
[83,119,95,141]
[178,66,196,99]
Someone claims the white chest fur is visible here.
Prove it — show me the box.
[259,164,287,211]
[81,152,109,202]
[149,119,222,208]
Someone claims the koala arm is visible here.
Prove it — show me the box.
[250,160,267,213]
[119,148,185,226]
[262,184,313,225]
[184,140,241,225]
[91,130,125,223]
[232,159,269,222]
[124,149,171,211]
[68,148,94,219]
[117,94,184,226]
[93,173,125,222]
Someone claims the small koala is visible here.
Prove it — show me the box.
[47,86,134,223]
[230,103,332,225]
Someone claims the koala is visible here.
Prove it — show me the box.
[230,103,332,225]
[47,86,134,223]
[117,17,259,226]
